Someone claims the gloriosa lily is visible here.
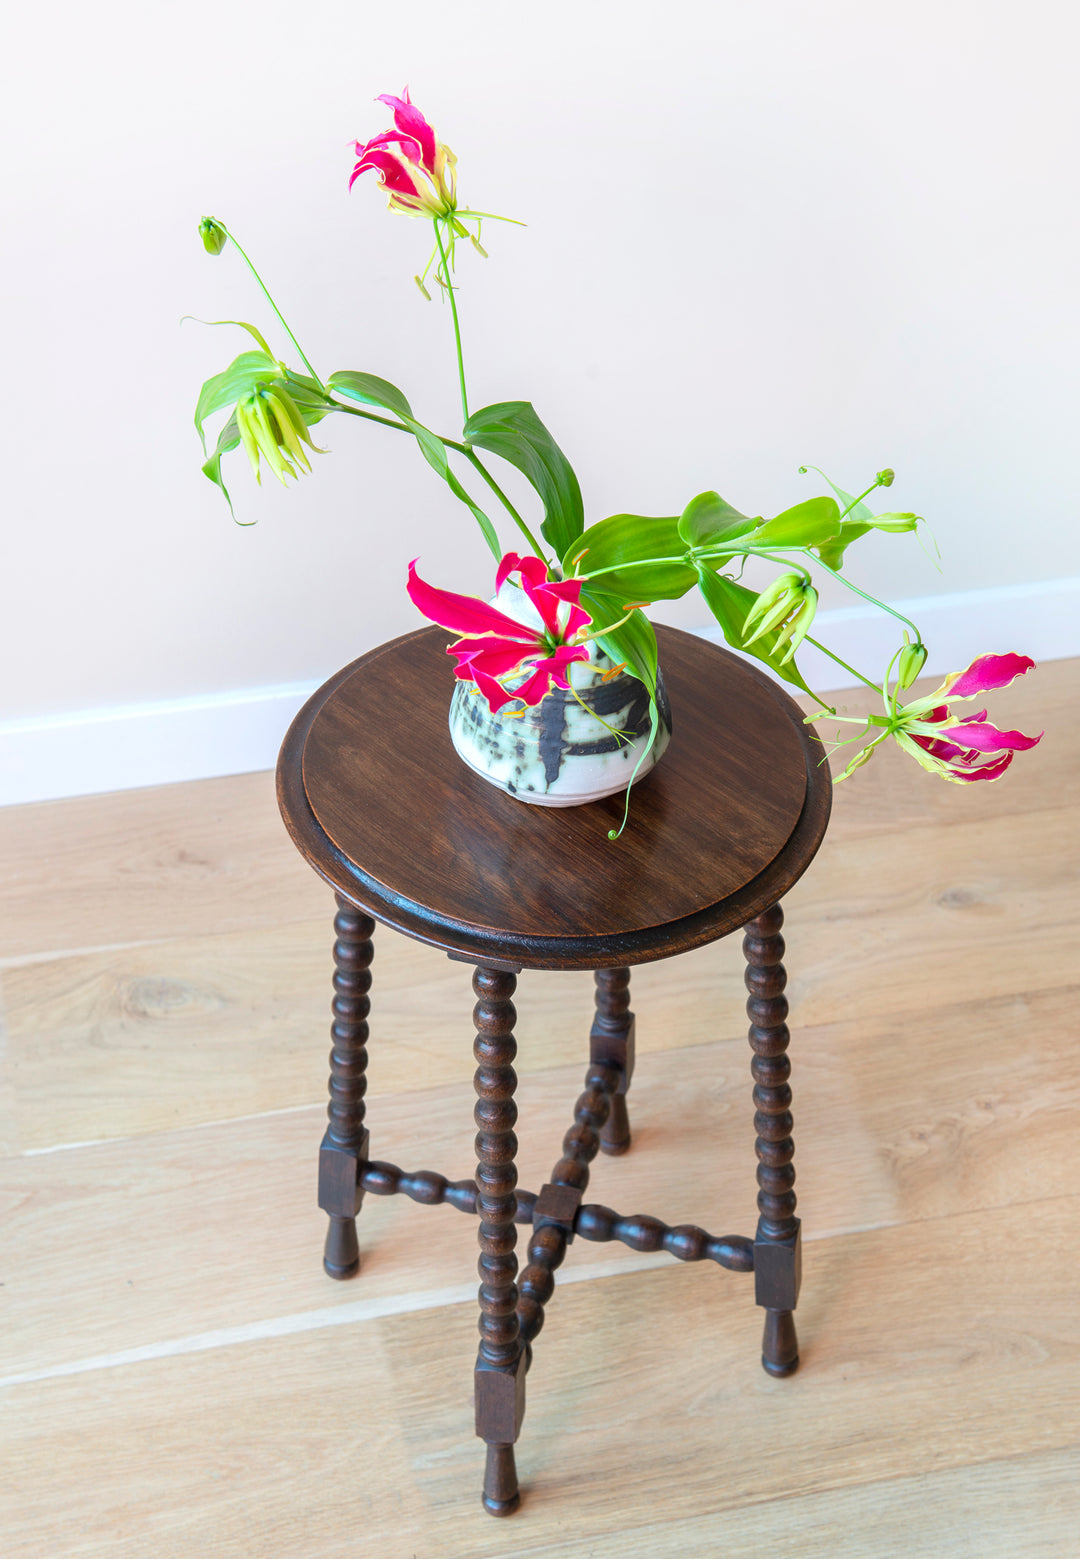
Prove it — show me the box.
[350,89,458,221]
[829,652,1043,783]
[192,91,1041,818]
[742,571,818,664]
[235,383,323,486]
[349,87,519,304]
[407,554,594,713]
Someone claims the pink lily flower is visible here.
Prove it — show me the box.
[889,653,1042,783]
[350,88,458,219]
[407,554,593,713]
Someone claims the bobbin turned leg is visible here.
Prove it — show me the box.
[472,967,526,1516]
[590,968,635,1156]
[318,896,374,1280]
[744,904,801,1377]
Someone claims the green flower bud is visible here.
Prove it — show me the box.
[897,639,928,688]
[199,217,228,256]
[876,468,895,488]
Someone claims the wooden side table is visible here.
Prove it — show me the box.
[277,623,831,1515]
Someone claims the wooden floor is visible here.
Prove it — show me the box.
[0,660,1076,1557]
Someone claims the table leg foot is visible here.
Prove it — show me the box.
[761,1308,799,1376]
[482,1444,521,1515]
[598,1093,631,1155]
[323,1217,360,1280]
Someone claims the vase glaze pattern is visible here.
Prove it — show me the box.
[448,649,673,807]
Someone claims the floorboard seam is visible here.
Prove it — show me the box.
[5,1189,1074,1388]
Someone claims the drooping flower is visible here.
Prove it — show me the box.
[891,653,1042,782]
[742,571,818,663]
[234,383,324,487]
[350,88,458,220]
[406,553,593,713]
[833,652,1043,783]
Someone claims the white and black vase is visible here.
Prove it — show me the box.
[448,644,673,807]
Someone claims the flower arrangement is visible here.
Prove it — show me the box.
[193,89,1041,819]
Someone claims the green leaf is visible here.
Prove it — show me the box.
[796,466,882,571]
[202,318,278,359]
[329,371,500,558]
[748,496,841,550]
[327,370,415,423]
[410,426,501,561]
[803,466,876,524]
[677,490,757,549]
[816,522,869,571]
[695,568,814,695]
[566,512,697,603]
[194,351,277,452]
[200,415,253,523]
[464,401,584,558]
[577,586,658,696]
[578,587,663,841]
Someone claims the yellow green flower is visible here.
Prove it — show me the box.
[235,384,324,486]
[742,572,818,664]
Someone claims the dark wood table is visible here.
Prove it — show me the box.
[277,623,832,1515]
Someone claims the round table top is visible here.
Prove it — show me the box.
[277,624,831,970]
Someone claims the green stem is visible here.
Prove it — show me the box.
[329,399,472,457]
[829,728,891,783]
[579,555,688,580]
[582,545,798,580]
[723,546,811,580]
[801,550,922,640]
[221,224,324,390]
[838,479,882,521]
[580,545,891,699]
[803,635,882,694]
[801,465,885,522]
[329,401,414,435]
[462,449,548,558]
[434,219,469,425]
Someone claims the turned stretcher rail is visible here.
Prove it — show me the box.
[358,1160,752,1270]
[573,1207,753,1270]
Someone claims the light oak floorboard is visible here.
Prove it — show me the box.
[0,771,325,964]
[2,986,1073,1377]
[0,657,1073,1554]
[381,1201,1080,1541]
[1,1329,419,1559]
[2,1201,1074,1558]
[506,1447,1080,1559]
[2,803,1070,1149]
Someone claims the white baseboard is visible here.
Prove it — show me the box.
[694,575,1080,696]
[2,576,1076,808]
[0,683,319,808]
